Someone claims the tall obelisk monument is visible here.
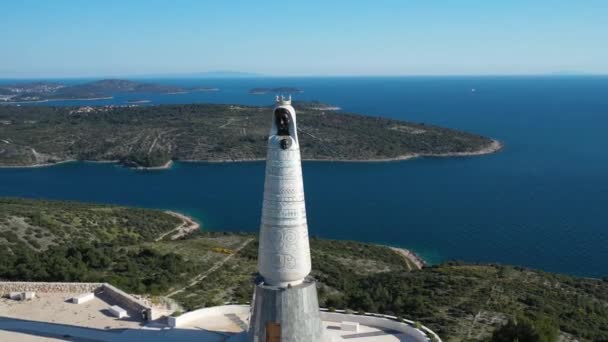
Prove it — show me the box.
[248,96,328,341]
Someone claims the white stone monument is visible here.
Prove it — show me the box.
[248,96,329,341]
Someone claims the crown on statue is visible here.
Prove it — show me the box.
[275,95,292,105]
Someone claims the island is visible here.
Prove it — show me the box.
[0,102,501,168]
[190,86,220,92]
[249,87,304,95]
[0,79,218,103]
[0,197,606,341]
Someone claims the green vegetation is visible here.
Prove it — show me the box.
[310,262,608,341]
[160,236,608,341]
[0,198,181,250]
[491,316,558,342]
[1,198,606,341]
[0,102,495,167]
[0,79,183,102]
[0,242,196,295]
[0,198,197,294]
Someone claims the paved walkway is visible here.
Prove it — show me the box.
[0,318,227,342]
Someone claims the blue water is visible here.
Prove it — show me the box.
[1,76,607,278]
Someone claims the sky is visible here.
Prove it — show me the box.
[1,0,607,78]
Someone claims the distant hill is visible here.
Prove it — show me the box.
[0,102,499,168]
[186,71,261,78]
[0,79,203,102]
[63,79,182,94]
[249,87,304,94]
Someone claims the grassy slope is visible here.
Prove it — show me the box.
[0,198,182,251]
[160,236,608,342]
[0,103,494,167]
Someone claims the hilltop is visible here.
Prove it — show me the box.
[0,198,606,341]
[0,102,499,168]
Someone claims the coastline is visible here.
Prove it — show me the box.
[182,139,503,164]
[133,160,174,170]
[0,159,76,169]
[156,211,201,241]
[0,140,502,168]
[389,247,427,270]
[157,210,426,271]
[1,97,114,104]
[310,139,502,163]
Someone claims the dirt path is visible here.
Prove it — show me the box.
[390,247,426,270]
[465,279,500,340]
[155,211,200,242]
[166,237,254,298]
[148,134,160,154]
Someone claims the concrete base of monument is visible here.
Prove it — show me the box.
[247,277,330,342]
[0,281,441,341]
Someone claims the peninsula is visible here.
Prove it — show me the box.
[0,102,500,168]
[0,79,216,103]
[0,197,606,341]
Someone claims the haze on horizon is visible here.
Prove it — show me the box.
[1,0,607,78]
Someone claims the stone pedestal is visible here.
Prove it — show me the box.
[248,278,329,342]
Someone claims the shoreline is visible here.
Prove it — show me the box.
[132,160,174,170]
[181,139,502,164]
[1,97,114,104]
[0,140,502,169]
[389,247,427,270]
[0,159,77,169]
[156,211,201,241]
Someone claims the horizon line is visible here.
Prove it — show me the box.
[1,73,607,80]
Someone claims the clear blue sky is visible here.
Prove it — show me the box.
[1,0,607,77]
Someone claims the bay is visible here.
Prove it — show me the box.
[1,76,607,278]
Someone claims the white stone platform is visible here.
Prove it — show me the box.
[0,302,440,342]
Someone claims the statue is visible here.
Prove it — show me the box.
[274,108,291,136]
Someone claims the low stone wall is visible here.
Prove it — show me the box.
[168,304,250,328]
[0,281,102,295]
[0,281,157,321]
[96,284,158,320]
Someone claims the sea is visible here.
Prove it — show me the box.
[1,76,607,278]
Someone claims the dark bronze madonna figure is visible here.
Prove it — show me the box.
[275,108,291,136]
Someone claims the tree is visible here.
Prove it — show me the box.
[492,316,558,342]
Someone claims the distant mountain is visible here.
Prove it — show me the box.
[188,71,261,78]
[0,79,203,102]
[133,71,262,79]
[67,79,182,93]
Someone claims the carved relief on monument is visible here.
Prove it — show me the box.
[267,159,300,168]
[266,228,299,249]
[274,253,297,270]
[265,195,305,203]
[262,200,305,211]
[268,149,300,161]
[264,181,301,191]
[262,207,307,219]
[266,165,300,177]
